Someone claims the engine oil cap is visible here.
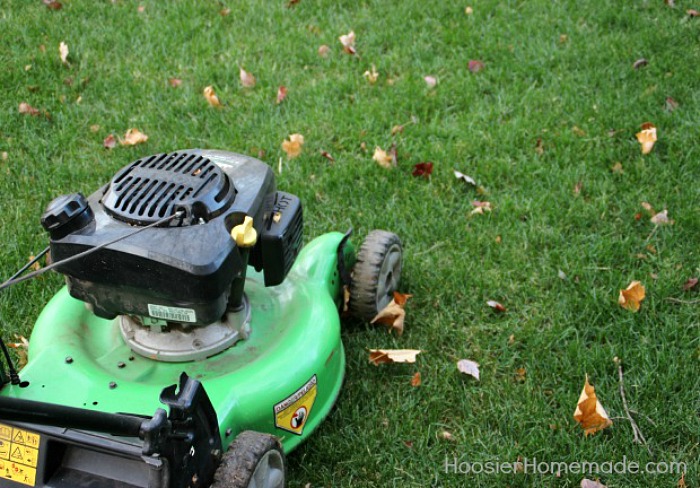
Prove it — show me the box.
[41,192,94,240]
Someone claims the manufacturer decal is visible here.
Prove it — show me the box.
[274,375,317,435]
[147,304,196,323]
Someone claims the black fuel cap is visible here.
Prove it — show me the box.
[41,193,94,240]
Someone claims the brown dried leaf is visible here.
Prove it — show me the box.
[373,146,393,169]
[410,372,421,387]
[470,201,492,215]
[18,102,40,116]
[439,430,455,441]
[468,60,484,73]
[688,9,699,17]
[650,209,674,225]
[618,280,645,312]
[103,134,116,149]
[580,480,607,488]
[239,67,256,88]
[457,359,480,380]
[43,0,63,10]
[8,335,29,369]
[424,75,437,88]
[412,162,433,178]
[632,58,648,70]
[391,124,404,136]
[363,65,379,84]
[119,128,148,146]
[371,292,412,335]
[368,349,421,365]
[514,367,527,382]
[27,255,41,272]
[168,78,182,88]
[282,133,304,159]
[339,31,356,55]
[487,300,506,312]
[572,126,586,137]
[219,7,231,16]
[320,150,335,162]
[665,97,679,112]
[203,85,222,107]
[611,162,623,174]
[535,138,544,155]
[59,41,69,65]
[573,375,613,436]
[276,86,288,104]
[636,123,657,154]
[318,44,331,57]
[678,472,687,488]
[454,170,476,186]
[682,277,698,291]
[465,6,473,14]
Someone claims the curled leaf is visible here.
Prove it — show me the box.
[369,349,421,365]
[282,133,304,159]
[320,150,335,162]
[454,170,476,186]
[239,67,256,88]
[371,291,412,335]
[682,277,698,291]
[636,122,657,155]
[276,86,288,104]
[410,372,421,387]
[412,162,433,178]
[457,359,480,380]
[168,78,182,88]
[424,75,437,88]
[486,300,506,312]
[580,480,607,488]
[470,200,492,215]
[650,209,673,225]
[468,60,484,73]
[119,128,149,146]
[59,41,69,65]
[632,58,648,70]
[339,31,356,55]
[373,146,393,169]
[18,102,40,116]
[103,134,116,149]
[318,44,331,57]
[618,280,645,312]
[203,85,222,107]
[363,65,379,84]
[573,375,613,436]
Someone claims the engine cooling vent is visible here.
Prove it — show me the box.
[102,152,235,226]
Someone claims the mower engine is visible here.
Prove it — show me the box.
[41,149,303,361]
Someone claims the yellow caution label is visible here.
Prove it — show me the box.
[0,423,40,486]
[274,375,317,435]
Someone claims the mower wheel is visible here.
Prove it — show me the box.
[211,431,286,488]
[349,230,403,321]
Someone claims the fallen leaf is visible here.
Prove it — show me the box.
[515,367,527,382]
[410,372,421,387]
[688,9,699,17]
[618,280,645,312]
[573,375,613,436]
[508,334,515,345]
[487,300,506,312]
[665,97,679,112]
[276,86,287,104]
[468,60,484,73]
[580,480,607,488]
[558,269,567,280]
[119,128,148,146]
[203,85,222,107]
[137,5,145,13]
[678,472,686,488]
[368,349,421,365]
[363,65,379,84]
[453,170,476,186]
[18,102,40,116]
[535,138,544,155]
[403,440,413,448]
[611,162,623,174]
[457,359,480,380]
[371,291,412,335]
[465,6,473,15]
[318,44,331,57]
[43,0,63,10]
[439,430,455,441]
[239,67,256,88]
[373,146,393,169]
[574,181,583,195]
[286,0,300,7]
[1,152,8,161]
[27,255,41,272]
[572,126,586,137]
[650,209,673,225]
[665,0,676,6]
[632,58,648,70]
[424,75,437,88]
[682,277,698,291]
[219,7,231,16]
[59,41,69,65]
[168,78,182,88]
[8,335,29,369]
[103,134,116,149]
[470,201,492,215]
[636,122,657,155]
[320,150,335,162]
[339,31,356,55]
[282,133,305,159]
[391,124,404,135]
[559,34,568,43]
[641,201,655,214]
[412,162,433,178]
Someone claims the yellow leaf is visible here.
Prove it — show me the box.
[363,65,379,84]
[371,291,412,335]
[457,359,480,380]
[119,128,149,146]
[59,41,69,65]
[282,133,305,159]
[368,349,421,365]
[373,146,393,169]
[636,123,657,154]
[8,335,29,369]
[239,67,256,88]
[203,85,222,107]
[618,280,645,312]
[573,375,613,436]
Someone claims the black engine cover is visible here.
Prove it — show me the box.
[46,150,284,325]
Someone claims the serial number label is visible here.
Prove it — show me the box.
[0,423,40,486]
[148,304,197,323]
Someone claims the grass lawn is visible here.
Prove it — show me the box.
[1,0,699,486]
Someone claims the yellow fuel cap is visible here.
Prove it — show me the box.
[230,216,257,248]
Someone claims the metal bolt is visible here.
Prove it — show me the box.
[128,356,135,361]
[109,381,117,389]
[65,356,73,364]
[117,361,126,369]
[225,428,232,437]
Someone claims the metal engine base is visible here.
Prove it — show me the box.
[119,295,251,362]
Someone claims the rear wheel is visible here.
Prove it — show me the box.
[349,230,403,321]
[210,431,285,488]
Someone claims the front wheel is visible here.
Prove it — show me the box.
[210,431,286,488]
[349,230,403,321]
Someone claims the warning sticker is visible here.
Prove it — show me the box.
[274,375,317,435]
[0,423,40,486]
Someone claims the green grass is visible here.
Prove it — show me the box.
[1,0,699,486]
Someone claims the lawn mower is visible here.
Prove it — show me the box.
[0,149,403,488]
